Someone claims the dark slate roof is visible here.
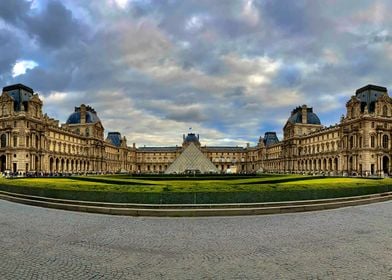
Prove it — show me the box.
[355,84,388,113]
[355,84,387,94]
[3,83,34,93]
[263,132,279,146]
[288,107,321,125]
[3,83,34,111]
[184,133,200,144]
[66,111,100,124]
[106,132,122,147]
[66,106,100,124]
[137,147,181,152]
[205,146,245,152]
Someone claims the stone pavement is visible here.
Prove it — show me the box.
[0,200,391,279]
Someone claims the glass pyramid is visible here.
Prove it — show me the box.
[165,143,218,174]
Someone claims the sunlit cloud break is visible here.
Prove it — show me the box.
[12,60,38,78]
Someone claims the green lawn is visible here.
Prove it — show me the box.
[1,175,391,203]
[1,175,391,193]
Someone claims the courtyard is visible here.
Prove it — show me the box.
[0,199,391,279]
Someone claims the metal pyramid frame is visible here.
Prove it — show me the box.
[165,143,218,174]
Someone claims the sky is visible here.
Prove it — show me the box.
[1,0,392,147]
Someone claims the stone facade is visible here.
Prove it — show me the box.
[0,83,391,176]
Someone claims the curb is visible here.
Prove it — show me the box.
[0,190,391,217]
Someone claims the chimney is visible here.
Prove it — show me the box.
[301,104,307,124]
[80,104,86,124]
[133,142,136,148]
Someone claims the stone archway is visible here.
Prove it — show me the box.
[382,155,389,175]
[349,156,353,174]
[49,158,54,173]
[0,155,6,172]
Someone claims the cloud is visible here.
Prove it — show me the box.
[241,0,260,27]
[1,1,392,146]
[0,28,23,75]
[0,0,31,24]
[12,60,38,77]
[25,1,83,48]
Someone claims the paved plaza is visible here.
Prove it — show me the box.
[0,200,391,279]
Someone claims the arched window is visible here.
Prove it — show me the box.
[383,105,388,117]
[383,135,389,149]
[0,134,6,147]
[371,135,375,148]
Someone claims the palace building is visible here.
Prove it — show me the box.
[0,83,391,176]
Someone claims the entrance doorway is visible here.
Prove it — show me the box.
[0,155,6,172]
[382,156,389,175]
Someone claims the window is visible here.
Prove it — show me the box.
[86,128,90,137]
[13,136,17,147]
[0,134,6,148]
[26,136,29,147]
[383,105,388,117]
[383,135,389,149]
[371,135,375,148]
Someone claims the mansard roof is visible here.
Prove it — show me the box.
[205,146,246,152]
[288,107,321,125]
[137,146,181,152]
[263,132,280,146]
[3,83,34,94]
[355,84,387,94]
[106,132,122,147]
[354,84,389,113]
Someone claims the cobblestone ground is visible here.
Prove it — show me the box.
[0,201,391,280]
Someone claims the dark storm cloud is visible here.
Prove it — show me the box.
[24,1,83,48]
[0,29,22,73]
[0,0,30,24]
